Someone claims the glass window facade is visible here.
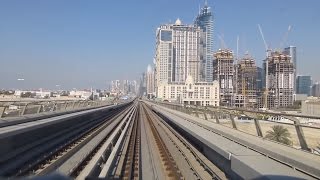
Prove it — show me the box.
[161,30,172,41]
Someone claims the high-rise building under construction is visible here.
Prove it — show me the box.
[235,54,258,108]
[265,51,294,108]
[284,46,297,93]
[213,49,234,105]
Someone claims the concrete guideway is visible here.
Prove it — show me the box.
[0,102,128,138]
[92,101,225,179]
[142,103,227,180]
[140,105,166,180]
[2,99,319,179]
[0,102,132,177]
[149,101,320,179]
[0,99,113,119]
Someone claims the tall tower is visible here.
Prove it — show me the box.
[213,49,234,106]
[195,1,214,82]
[284,46,297,93]
[236,53,258,108]
[266,51,294,108]
[155,19,201,85]
[146,64,155,98]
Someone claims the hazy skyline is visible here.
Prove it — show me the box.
[1,0,319,89]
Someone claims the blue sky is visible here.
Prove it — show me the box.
[0,0,319,89]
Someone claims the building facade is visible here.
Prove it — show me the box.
[195,2,214,82]
[157,76,219,106]
[296,75,312,95]
[213,49,234,106]
[256,66,264,91]
[301,99,320,116]
[235,54,258,108]
[266,51,294,108]
[146,65,155,98]
[284,46,297,93]
[311,82,320,97]
[155,19,201,86]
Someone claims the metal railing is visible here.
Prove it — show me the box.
[152,101,320,154]
[0,100,113,118]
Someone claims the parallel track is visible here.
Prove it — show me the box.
[142,104,183,179]
[0,103,130,177]
[1,101,230,179]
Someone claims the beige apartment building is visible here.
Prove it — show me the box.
[157,76,219,106]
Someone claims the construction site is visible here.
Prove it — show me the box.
[213,49,234,106]
[265,51,294,109]
[234,53,258,108]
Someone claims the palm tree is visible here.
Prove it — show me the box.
[265,125,292,145]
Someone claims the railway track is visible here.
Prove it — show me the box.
[0,103,132,177]
[0,101,228,179]
[105,101,226,179]
[142,104,183,179]
[141,103,227,180]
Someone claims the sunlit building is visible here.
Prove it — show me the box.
[284,46,297,93]
[146,65,155,98]
[195,1,214,82]
[213,49,234,106]
[157,76,219,106]
[266,51,294,108]
[234,53,257,108]
[155,19,201,86]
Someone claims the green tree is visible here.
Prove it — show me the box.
[265,125,292,145]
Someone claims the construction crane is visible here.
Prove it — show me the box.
[257,24,270,109]
[279,25,292,50]
[235,36,239,95]
[217,34,227,49]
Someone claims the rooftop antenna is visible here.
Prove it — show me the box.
[205,0,208,7]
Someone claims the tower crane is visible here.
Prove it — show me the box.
[280,25,292,50]
[217,34,227,49]
[257,24,271,109]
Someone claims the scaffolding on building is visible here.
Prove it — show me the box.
[213,49,234,106]
[235,53,258,108]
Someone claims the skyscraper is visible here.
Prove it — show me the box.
[235,54,258,108]
[146,64,155,98]
[195,1,214,82]
[256,66,265,91]
[155,19,201,86]
[266,51,294,108]
[296,75,312,95]
[284,46,297,93]
[213,49,234,105]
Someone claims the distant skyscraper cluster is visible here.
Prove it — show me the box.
[146,1,318,109]
[111,80,137,96]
